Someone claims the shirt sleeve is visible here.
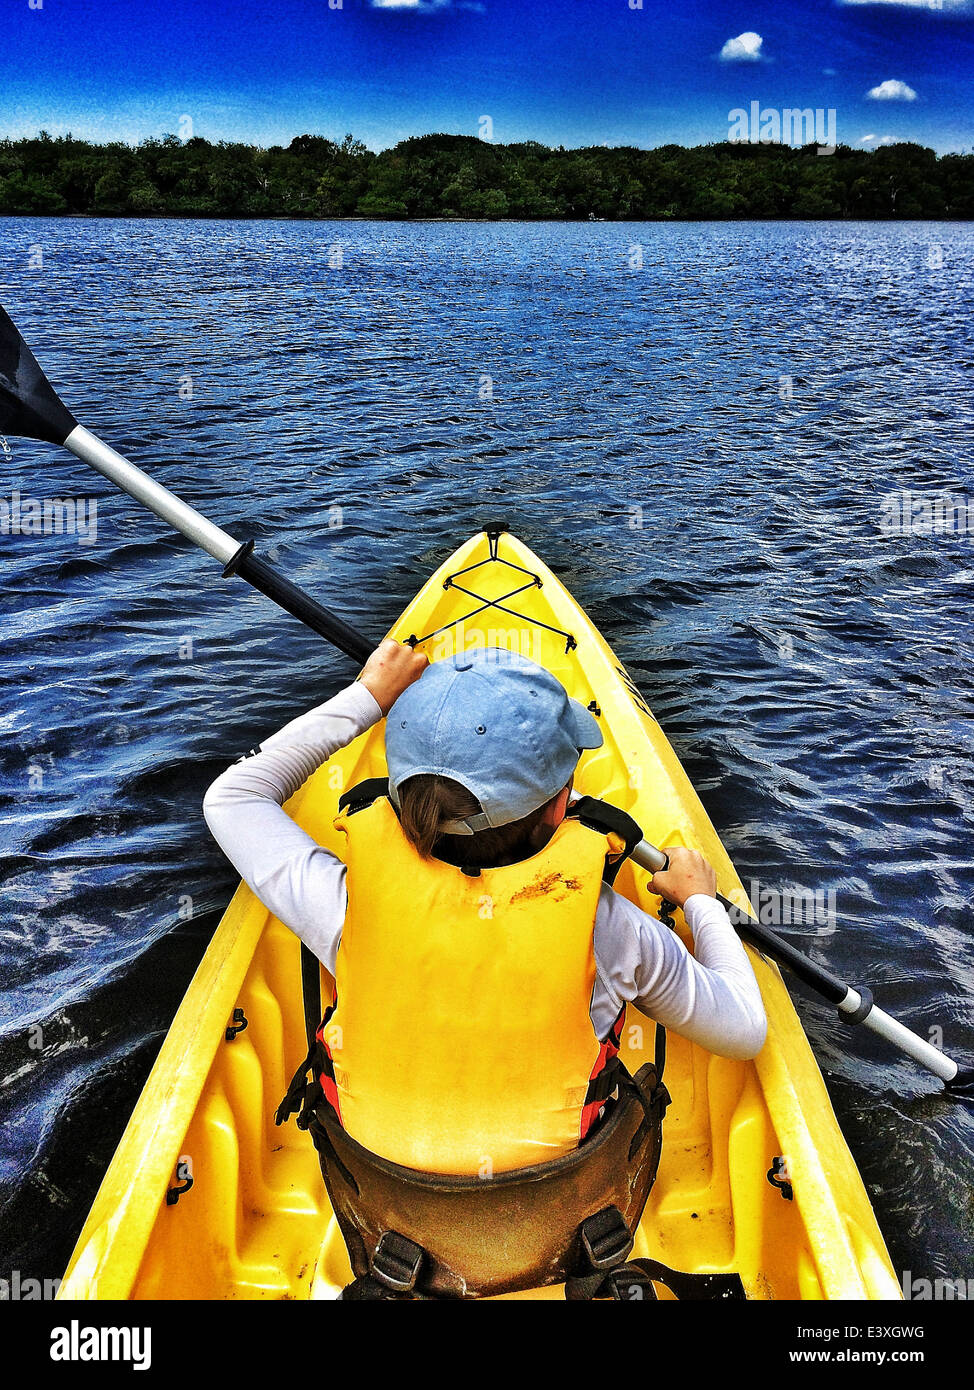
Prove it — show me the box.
[592,888,768,1060]
[202,682,382,976]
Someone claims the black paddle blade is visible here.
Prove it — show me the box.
[944,1069,974,1098]
[0,303,77,446]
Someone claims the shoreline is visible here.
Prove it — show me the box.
[1,212,972,224]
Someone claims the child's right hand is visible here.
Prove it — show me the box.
[649,846,717,908]
[358,639,429,715]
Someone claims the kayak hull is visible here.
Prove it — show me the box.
[59,530,901,1300]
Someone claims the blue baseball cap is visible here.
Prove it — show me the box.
[385,648,603,835]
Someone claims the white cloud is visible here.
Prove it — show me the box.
[841,0,970,10]
[719,32,765,62]
[866,79,918,100]
[370,0,483,11]
[860,134,898,145]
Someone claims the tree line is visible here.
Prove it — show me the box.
[1,131,971,220]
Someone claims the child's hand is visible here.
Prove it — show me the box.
[649,846,717,908]
[359,639,429,715]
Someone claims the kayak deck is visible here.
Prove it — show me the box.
[59,530,901,1300]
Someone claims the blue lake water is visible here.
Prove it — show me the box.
[1,217,972,1287]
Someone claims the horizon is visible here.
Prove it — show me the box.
[3,128,968,159]
[2,0,972,157]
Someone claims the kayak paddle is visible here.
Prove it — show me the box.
[0,303,372,664]
[2,302,969,1093]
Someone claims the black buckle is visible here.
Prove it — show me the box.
[580,1207,634,1272]
[603,1268,659,1301]
[371,1231,424,1294]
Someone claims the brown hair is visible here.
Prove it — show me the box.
[397,775,556,868]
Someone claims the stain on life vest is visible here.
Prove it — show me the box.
[510,872,584,903]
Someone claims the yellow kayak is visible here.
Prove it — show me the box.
[59,528,901,1301]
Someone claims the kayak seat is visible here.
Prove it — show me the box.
[335,1199,747,1301]
[307,1055,670,1299]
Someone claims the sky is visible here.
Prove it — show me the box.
[1,0,972,154]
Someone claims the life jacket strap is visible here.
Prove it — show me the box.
[565,1206,747,1302]
[274,1040,320,1129]
[299,942,322,1048]
[275,944,330,1127]
[274,1055,316,1128]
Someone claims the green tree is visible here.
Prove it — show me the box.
[0,129,963,221]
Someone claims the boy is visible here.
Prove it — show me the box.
[204,638,767,1177]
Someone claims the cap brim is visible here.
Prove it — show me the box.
[569,699,604,751]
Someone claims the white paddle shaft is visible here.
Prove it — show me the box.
[65,424,239,566]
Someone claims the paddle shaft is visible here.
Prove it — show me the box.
[629,838,961,1084]
[65,425,373,664]
[67,425,237,563]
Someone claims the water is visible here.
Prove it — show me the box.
[1,219,972,1288]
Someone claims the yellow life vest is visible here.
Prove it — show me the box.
[325,795,621,1175]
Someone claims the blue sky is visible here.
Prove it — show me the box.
[2,0,972,153]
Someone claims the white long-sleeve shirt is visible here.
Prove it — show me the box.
[203,683,767,1060]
